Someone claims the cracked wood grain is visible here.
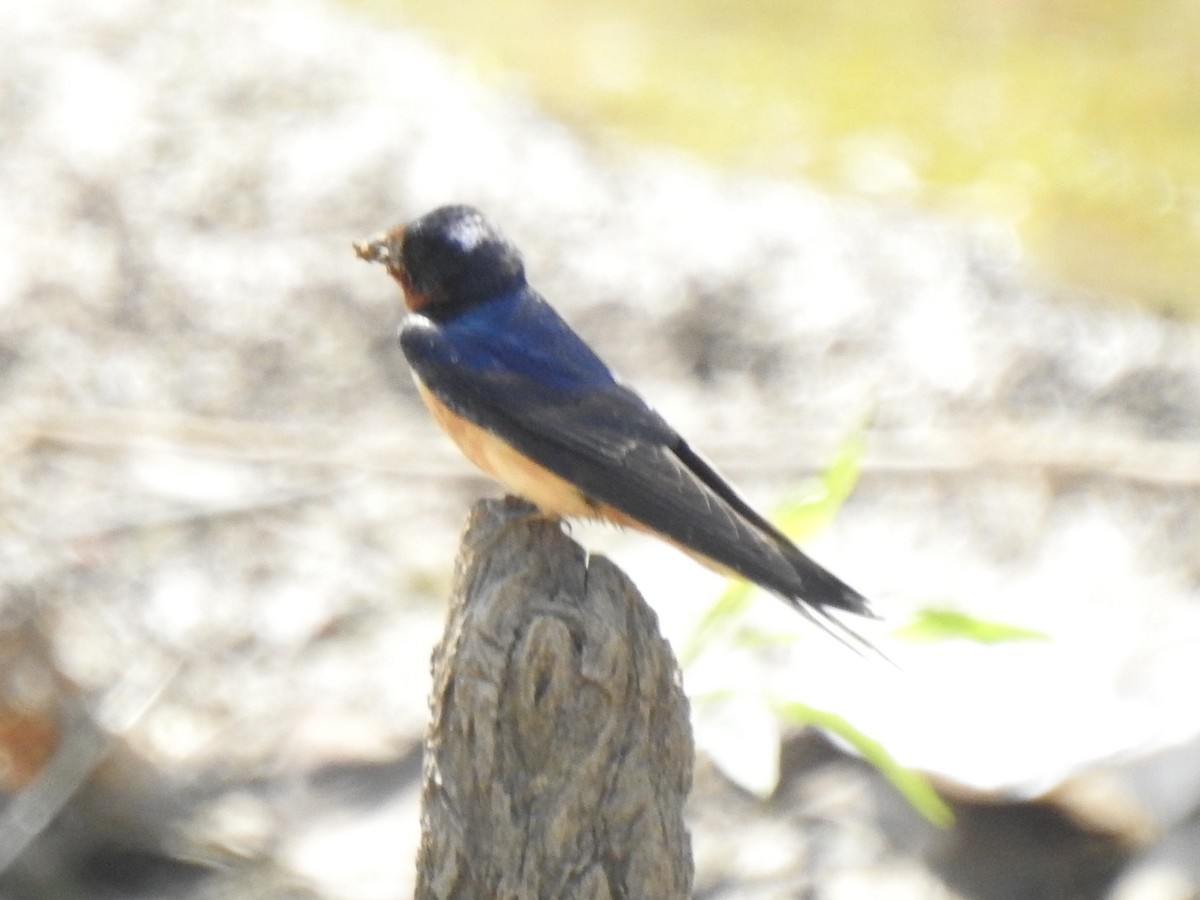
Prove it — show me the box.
[415,497,693,900]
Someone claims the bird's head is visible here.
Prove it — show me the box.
[354,205,526,317]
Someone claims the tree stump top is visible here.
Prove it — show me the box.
[416,497,694,900]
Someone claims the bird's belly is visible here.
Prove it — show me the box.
[415,381,596,518]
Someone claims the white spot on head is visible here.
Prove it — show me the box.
[448,213,490,252]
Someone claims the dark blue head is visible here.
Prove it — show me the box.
[355,205,526,318]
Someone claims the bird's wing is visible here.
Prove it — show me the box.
[401,317,871,619]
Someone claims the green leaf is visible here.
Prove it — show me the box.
[894,608,1051,644]
[775,700,955,828]
[773,423,867,542]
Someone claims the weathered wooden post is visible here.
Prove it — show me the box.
[415,497,694,899]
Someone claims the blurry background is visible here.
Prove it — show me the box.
[2,0,1199,898]
[381,0,1200,318]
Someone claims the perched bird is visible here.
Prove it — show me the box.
[355,205,874,635]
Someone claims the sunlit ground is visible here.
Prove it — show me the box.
[359,0,1200,318]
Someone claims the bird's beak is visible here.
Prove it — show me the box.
[353,226,410,291]
[352,239,387,263]
[353,226,402,266]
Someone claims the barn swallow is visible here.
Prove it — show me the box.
[355,205,875,635]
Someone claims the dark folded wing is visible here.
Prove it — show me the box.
[402,320,871,617]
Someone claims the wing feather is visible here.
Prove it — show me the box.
[401,315,871,617]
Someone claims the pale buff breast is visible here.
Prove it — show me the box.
[415,379,599,518]
[415,381,751,582]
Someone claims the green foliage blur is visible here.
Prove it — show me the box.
[678,426,953,825]
[776,700,954,827]
[894,608,1050,643]
[679,425,1044,824]
[367,0,1200,317]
